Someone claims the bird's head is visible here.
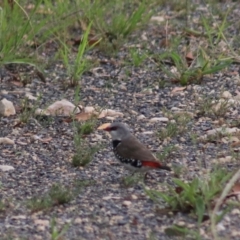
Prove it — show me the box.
[99,122,131,141]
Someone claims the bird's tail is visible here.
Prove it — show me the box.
[141,161,171,171]
[160,165,171,171]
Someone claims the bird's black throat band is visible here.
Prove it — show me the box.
[112,140,121,148]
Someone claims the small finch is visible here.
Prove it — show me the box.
[98,122,171,176]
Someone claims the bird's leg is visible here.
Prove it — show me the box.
[130,170,137,177]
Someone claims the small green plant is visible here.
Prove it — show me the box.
[49,184,72,205]
[50,217,70,240]
[157,145,178,161]
[148,231,157,240]
[74,179,96,189]
[129,47,148,67]
[0,1,40,65]
[19,96,41,124]
[35,114,54,128]
[164,225,201,239]
[76,120,96,135]
[158,112,192,140]
[27,196,53,212]
[121,174,143,188]
[60,22,98,86]
[72,147,97,167]
[145,168,232,224]
[158,122,179,140]
[197,96,231,118]
[0,199,7,213]
[80,0,152,53]
[157,49,232,85]
[200,6,232,49]
[72,121,99,167]
[27,184,72,212]
[212,99,231,117]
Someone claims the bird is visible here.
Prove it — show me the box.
[98,122,171,176]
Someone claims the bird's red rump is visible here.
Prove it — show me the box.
[141,161,162,168]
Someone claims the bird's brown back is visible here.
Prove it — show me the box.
[115,135,157,162]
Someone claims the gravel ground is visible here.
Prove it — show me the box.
[1,1,240,240]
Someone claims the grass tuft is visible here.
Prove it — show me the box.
[27,184,73,212]
[72,120,99,167]
[145,168,232,224]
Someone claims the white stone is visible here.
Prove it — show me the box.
[105,116,116,121]
[35,108,50,116]
[34,219,50,226]
[217,222,225,231]
[141,131,154,135]
[151,16,165,22]
[137,115,146,120]
[231,209,240,215]
[74,217,82,224]
[170,107,182,111]
[0,98,16,116]
[131,195,138,200]
[0,165,15,171]
[122,201,132,206]
[222,91,232,99]
[84,106,95,113]
[25,92,37,100]
[0,137,14,145]
[150,117,169,122]
[45,99,80,116]
[102,195,112,200]
[177,221,186,227]
[207,127,240,136]
[98,109,124,118]
[1,90,8,94]
[231,230,240,237]
[11,215,27,219]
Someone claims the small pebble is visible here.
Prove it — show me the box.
[150,117,169,122]
[122,201,132,206]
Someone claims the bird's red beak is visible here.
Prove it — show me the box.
[97,123,111,131]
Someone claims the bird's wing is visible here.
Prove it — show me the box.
[116,135,157,162]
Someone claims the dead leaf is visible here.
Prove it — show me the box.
[60,106,123,122]
[88,37,101,47]
[225,181,240,201]
[185,52,194,60]
[80,19,88,31]
[75,112,95,121]
[175,186,183,194]
[35,69,46,83]
[232,182,240,194]
[159,39,170,48]
[231,141,240,147]
[171,87,186,93]
[10,80,23,87]
[98,109,124,118]
[16,140,28,146]
[185,52,194,67]
[63,110,96,123]
[38,137,52,143]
